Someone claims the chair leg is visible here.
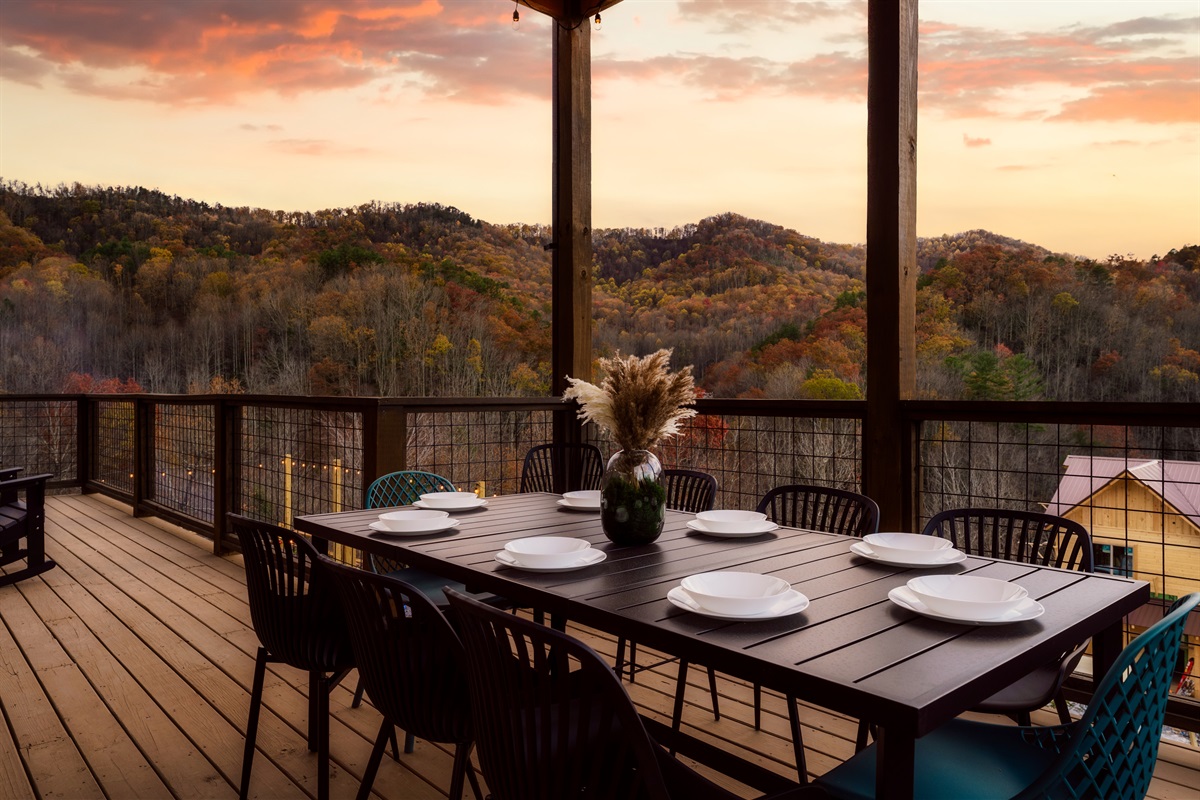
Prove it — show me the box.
[463,748,484,800]
[239,647,269,800]
[669,659,690,755]
[787,695,808,785]
[1053,691,1072,725]
[615,637,628,681]
[448,742,470,800]
[356,721,391,800]
[316,675,331,800]
[308,671,320,751]
[404,731,415,754]
[1016,710,1032,727]
[628,641,638,683]
[855,719,872,752]
[753,683,762,730]
[352,675,365,709]
[706,667,720,721]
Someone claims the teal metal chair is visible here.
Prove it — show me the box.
[366,470,454,508]
[815,592,1200,800]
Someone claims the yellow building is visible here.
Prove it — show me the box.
[1045,456,1200,691]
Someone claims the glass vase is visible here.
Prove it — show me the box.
[600,449,666,546]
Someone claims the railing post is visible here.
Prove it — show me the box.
[76,394,92,491]
[133,397,155,517]
[362,401,407,500]
[212,398,241,555]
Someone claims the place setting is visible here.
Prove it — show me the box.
[667,571,809,621]
[888,574,1045,625]
[494,536,607,572]
[368,509,460,536]
[414,490,489,513]
[850,532,967,566]
[556,490,602,512]
[686,510,779,538]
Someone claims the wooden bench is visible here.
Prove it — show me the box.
[0,469,55,586]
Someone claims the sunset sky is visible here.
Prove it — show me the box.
[1,0,1197,260]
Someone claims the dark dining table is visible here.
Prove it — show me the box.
[295,492,1149,800]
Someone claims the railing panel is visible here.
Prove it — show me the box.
[150,401,216,524]
[406,407,555,495]
[93,399,136,496]
[0,397,79,483]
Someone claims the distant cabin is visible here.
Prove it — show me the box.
[1045,456,1200,601]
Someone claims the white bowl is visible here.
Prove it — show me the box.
[563,490,602,507]
[906,574,1029,620]
[680,571,791,616]
[376,509,450,531]
[504,536,592,568]
[863,532,953,562]
[694,510,768,533]
[419,491,482,508]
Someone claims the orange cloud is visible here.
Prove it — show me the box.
[963,134,991,147]
[1054,81,1200,124]
[0,0,547,104]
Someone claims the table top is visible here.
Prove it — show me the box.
[296,492,1149,738]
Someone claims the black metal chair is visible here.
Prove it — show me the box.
[926,508,1093,725]
[352,469,509,715]
[752,485,880,779]
[756,484,881,537]
[445,587,819,800]
[518,442,604,494]
[0,469,55,587]
[229,514,354,800]
[324,561,481,800]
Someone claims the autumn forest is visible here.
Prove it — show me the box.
[0,181,1197,404]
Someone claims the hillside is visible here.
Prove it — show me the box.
[0,181,1196,403]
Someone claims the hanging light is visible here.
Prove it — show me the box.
[512,2,520,30]
[594,12,602,30]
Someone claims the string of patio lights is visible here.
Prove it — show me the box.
[512,2,603,31]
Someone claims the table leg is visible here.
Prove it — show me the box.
[875,726,915,800]
[1091,619,1123,681]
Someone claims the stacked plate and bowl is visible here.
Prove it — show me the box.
[494,536,607,571]
[686,510,778,538]
[668,571,808,620]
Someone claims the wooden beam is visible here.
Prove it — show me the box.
[550,20,593,396]
[863,0,918,531]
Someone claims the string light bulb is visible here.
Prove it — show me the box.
[594,12,601,30]
[512,2,519,29]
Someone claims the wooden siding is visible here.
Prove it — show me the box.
[0,494,1196,799]
[1065,478,1200,598]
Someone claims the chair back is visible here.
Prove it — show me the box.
[366,470,455,509]
[229,514,352,671]
[445,588,674,800]
[1020,593,1200,799]
[519,443,604,494]
[365,471,455,574]
[922,508,1093,572]
[756,484,880,537]
[663,468,717,513]
[325,561,472,745]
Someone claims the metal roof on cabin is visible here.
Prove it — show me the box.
[1045,455,1200,530]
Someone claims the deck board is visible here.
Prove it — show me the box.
[0,493,1194,799]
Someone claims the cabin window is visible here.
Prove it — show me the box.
[1093,543,1133,577]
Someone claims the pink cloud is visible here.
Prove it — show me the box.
[963,134,991,147]
[0,0,548,104]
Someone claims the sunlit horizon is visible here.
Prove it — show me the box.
[2,0,1197,260]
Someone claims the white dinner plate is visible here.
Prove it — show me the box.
[414,498,488,512]
[887,586,1044,625]
[368,519,459,536]
[686,519,779,538]
[667,586,809,620]
[557,498,601,512]
[494,548,607,572]
[850,541,967,567]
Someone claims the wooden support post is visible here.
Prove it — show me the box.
[863,0,919,531]
[362,401,407,500]
[549,15,594,462]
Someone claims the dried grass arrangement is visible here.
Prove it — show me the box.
[563,349,697,452]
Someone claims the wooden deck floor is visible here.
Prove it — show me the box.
[1,493,1197,799]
